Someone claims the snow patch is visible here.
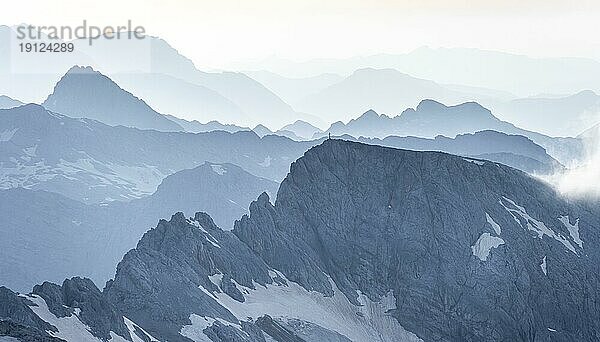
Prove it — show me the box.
[180,314,242,342]
[192,272,422,342]
[187,218,221,248]
[471,233,505,261]
[57,156,166,199]
[210,164,227,175]
[123,316,160,342]
[24,294,128,342]
[486,213,501,235]
[500,197,577,255]
[463,158,485,166]
[180,315,215,341]
[541,256,547,275]
[208,273,224,288]
[558,216,583,249]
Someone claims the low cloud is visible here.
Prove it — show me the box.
[543,122,600,199]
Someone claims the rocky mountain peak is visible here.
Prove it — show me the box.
[233,139,600,341]
[32,277,130,341]
[42,65,183,132]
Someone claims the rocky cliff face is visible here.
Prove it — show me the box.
[32,278,130,341]
[0,278,149,342]
[104,212,275,342]
[234,139,600,341]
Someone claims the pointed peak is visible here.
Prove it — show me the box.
[358,109,379,120]
[257,192,271,204]
[169,212,187,224]
[254,124,271,131]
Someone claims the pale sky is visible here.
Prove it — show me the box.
[1,0,599,70]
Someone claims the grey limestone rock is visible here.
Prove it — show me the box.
[234,139,600,341]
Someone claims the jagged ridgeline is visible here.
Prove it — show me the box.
[2,140,600,342]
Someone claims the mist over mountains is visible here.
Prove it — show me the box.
[493,90,600,137]
[2,140,600,342]
[0,103,312,204]
[43,66,184,132]
[0,161,278,292]
[2,19,600,342]
[3,24,600,136]
[238,47,600,97]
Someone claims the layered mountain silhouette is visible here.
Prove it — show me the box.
[278,120,323,140]
[246,70,344,105]
[494,90,600,137]
[252,124,274,138]
[72,35,302,127]
[112,72,250,125]
[0,162,278,292]
[325,100,511,138]
[0,25,94,103]
[117,162,279,230]
[2,140,599,341]
[164,114,250,134]
[0,188,108,293]
[42,66,183,132]
[358,130,563,174]
[1,103,572,207]
[0,104,313,204]
[0,26,303,127]
[0,95,23,109]
[246,47,600,96]
[295,68,472,122]
[258,120,324,141]
[324,100,585,166]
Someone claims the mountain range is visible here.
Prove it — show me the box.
[242,66,600,138]
[0,104,312,204]
[2,140,599,341]
[2,100,573,207]
[0,161,278,293]
[0,108,568,293]
[238,46,600,97]
[0,25,304,128]
[245,70,344,106]
[2,14,600,342]
[493,90,600,137]
[293,68,484,123]
[5,23,599,137]
[323,100,585,167]
[357,130,563,174]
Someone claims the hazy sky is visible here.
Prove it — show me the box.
[1,0,599,70]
